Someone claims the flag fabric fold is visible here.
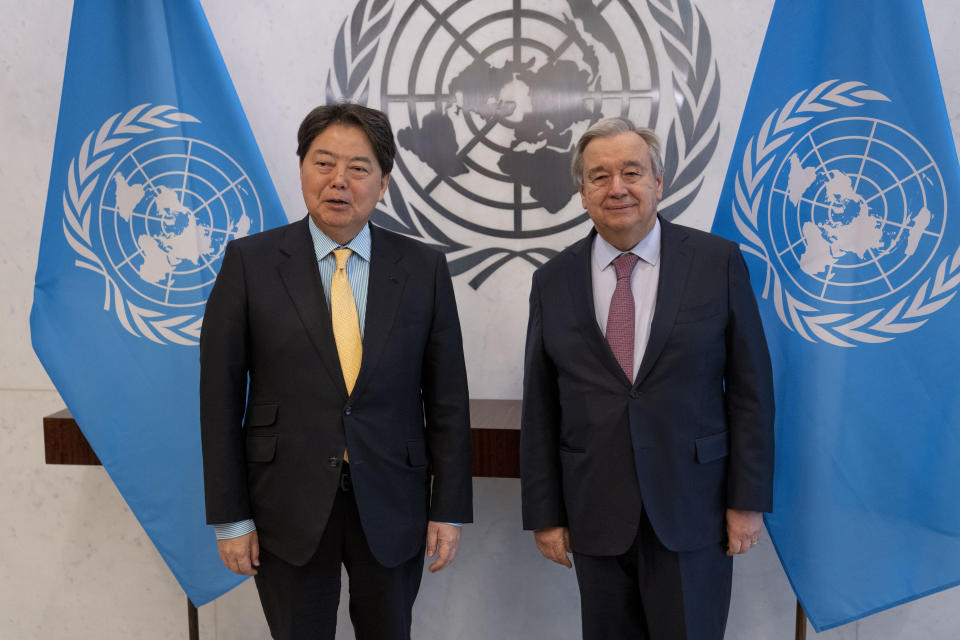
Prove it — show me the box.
[712,0,960,630]
[31,0,286,606]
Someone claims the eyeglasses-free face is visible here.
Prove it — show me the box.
[579,131,663,250]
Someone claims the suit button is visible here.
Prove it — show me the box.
[630,390,641,399]
[344,405,352,416]
[328,456,339,467]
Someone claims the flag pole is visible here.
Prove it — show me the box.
[188,599,199,640]
[795,600,806,640]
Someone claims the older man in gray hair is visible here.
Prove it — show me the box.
[520,117,775,639]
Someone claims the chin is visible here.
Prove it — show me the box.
[320,212,355,226]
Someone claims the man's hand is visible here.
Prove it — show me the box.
[426,522,462,573]
[534,526,572,568]
[218,530,260,576]
[726,509,763,556]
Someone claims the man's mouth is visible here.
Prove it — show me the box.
[326,198,349,206]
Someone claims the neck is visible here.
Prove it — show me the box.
[310,216,365,246]
[601,223,654,252]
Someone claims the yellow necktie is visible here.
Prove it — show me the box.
[331,248,362,394]
[332,249,361,463]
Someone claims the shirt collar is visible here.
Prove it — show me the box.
[592,218,661,271]
[308,218,372,263]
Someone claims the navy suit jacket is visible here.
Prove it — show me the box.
[520,218,774,555]
[200,218,473,568]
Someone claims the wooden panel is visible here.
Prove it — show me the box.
[471,428,520,478]
[43,400,523,477]
[43,409,100,465]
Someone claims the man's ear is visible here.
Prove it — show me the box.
[379,173,390,201]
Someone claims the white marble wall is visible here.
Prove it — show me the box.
[2,0,959,637]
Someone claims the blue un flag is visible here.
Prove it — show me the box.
[712,0,960,631]
[31,0,286,605]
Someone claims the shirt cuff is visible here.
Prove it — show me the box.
[438,522,463,527]
[213,519,256,540]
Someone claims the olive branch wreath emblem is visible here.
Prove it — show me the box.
[730,80,960,347]
[60,103,206,346]
[325,0,720,287]
[648,0,721,221]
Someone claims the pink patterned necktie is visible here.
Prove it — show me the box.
[606,253,640,383]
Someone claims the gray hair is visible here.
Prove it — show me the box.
[571,117,664,186]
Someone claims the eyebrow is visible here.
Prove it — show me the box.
[311,148,373,165]
[586,160,643,176]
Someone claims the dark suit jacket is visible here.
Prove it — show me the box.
[520,218,774,555]
[200,218,473,568]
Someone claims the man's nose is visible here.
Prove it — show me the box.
[608,173,628,195]
[330,164,348,187]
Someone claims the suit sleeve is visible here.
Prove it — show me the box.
[420,253,474,524]
[519,271,568,530]
[724,245,775,512]
[199,240,253,525]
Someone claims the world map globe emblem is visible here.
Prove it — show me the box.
[379,0,660,239]
[97,137,262,308]
[768,117,947,305]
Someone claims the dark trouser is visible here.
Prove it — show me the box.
[254,466,425,640]
[573,510,732,640]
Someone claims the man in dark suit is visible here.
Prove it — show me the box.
[200,103,473,640]
[520,117,774,640]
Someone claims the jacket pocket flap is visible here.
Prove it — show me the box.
[245,403,278,427]
[246,435,278,463]
[407,440,427,467]
[695,431,729,463]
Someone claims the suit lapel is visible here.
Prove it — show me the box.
[567,229,632,386]
[276,217,348,397]
[634,218,692,387]
[351,224,406,398]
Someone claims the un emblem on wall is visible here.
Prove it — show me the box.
[325,0,720,286]
[731,80,960,347]
[61,104,264,345]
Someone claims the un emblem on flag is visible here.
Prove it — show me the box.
[771,118,944,305]
[732,81,960,347]
[60,104,265,345]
